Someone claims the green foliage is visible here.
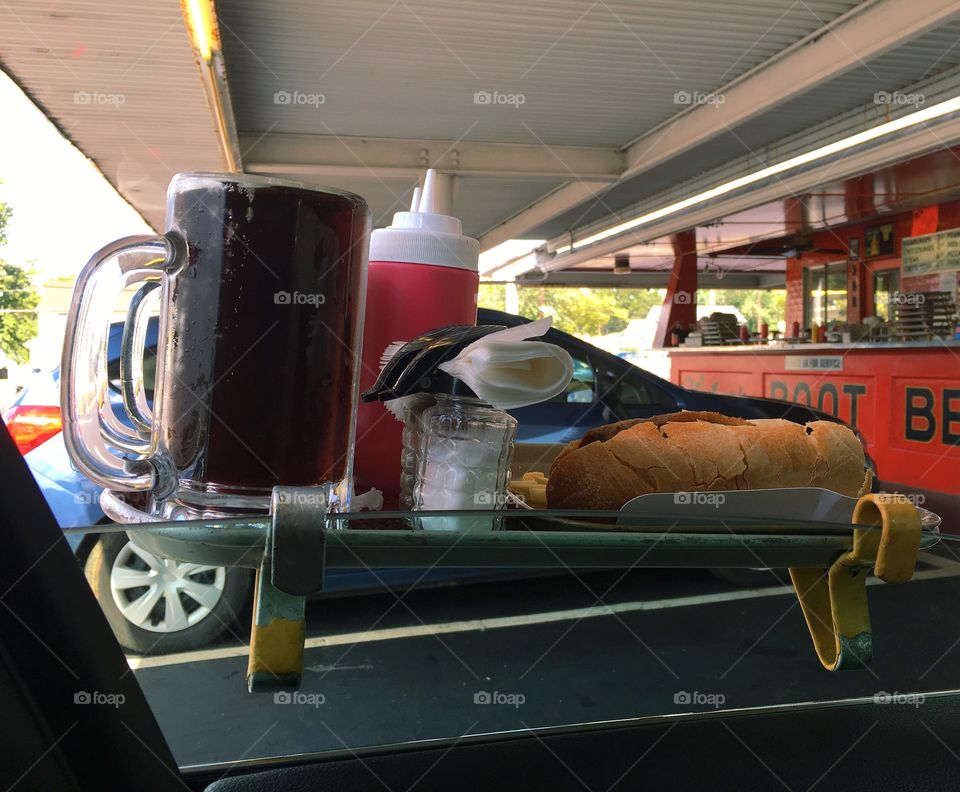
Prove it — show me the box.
[518,288,625,336]
[0,194,39,364]
[0,263,38,364]
[0,202,10,246]
[478,284,664,338]
[479,282,787,340]
[611,288,663,321]
[478,283,507,312]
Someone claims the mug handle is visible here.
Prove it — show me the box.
[61,233,183,495]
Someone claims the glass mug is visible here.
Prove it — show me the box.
[61,173,370,514]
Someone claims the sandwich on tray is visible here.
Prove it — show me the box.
[545,411,870,511]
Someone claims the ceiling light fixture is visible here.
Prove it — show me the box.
[184,0,218,61]
[554,95,960,255]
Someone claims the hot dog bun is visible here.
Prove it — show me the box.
[545,411,869,510]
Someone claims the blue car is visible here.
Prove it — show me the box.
[482,308,848,441]
[5,309,849,655]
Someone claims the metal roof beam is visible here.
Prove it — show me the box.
[479,181,611,250]
[538,109,960,272]
[478,0,960,252]
[512,270,785,289]
[620,0,960,181]
[241,133,622,182]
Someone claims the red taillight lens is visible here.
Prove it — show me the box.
[2,405,63,455]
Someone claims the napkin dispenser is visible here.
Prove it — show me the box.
[362,319,573,523]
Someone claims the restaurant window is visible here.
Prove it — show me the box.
[804,263,848,326]
[873,269,900,321]
[804,267,825,326]
[825,263,848,323]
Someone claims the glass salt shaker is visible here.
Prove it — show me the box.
[410,393,517,531]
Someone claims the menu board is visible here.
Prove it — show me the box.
[901,271,959,294]
[902,228,960,277]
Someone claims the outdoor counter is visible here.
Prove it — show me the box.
[668,340,960,496]
[669,340,960,353]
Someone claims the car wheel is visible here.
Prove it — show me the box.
[84,532,253,655]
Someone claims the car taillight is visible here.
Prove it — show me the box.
[2,405,63,455]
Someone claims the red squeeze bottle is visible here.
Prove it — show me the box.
[354,170,480,508]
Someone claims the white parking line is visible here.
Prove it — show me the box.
[919,551,960,571]
[128,560,960,671]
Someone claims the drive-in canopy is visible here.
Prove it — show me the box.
[3,0,960,283]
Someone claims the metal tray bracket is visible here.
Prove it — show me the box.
[789,494,922,671]
[95,488,937,688]
[247,485,330,692]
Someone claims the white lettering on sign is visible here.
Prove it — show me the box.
[784,357,844,372]
[902,229,960,277]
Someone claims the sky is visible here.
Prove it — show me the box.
[0,70,152,281]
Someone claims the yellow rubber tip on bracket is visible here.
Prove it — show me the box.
[789,493,922,672]
[246,567,307,692]
[247,617,306,690]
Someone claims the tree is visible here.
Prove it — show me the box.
[479,284,666,338]
[612,288,664,322]
[478,283,507,312]
[0,202,10,245]
[0,191,39,364]
[480,282,792,339]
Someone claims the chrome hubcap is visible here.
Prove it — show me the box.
[110,541,226,633]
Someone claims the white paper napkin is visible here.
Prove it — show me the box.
[437,318,573,409]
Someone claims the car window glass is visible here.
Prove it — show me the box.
[615,378,674,408]
[107,346,157,400]
[545,356,595,403]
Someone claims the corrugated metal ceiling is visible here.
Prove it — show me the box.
[528,18,960,238]
[263,171,561,238]
[4,0,958,255]
[220,0,862,147]
[215,0,887,241]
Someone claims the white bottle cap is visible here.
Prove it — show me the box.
[369,169,480,271]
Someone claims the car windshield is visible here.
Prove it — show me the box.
[3,0,960,784]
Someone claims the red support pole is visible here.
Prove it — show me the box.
[654,229,698,348]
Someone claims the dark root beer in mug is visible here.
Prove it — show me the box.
[160,174,370,509]
[62,172,370,516]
